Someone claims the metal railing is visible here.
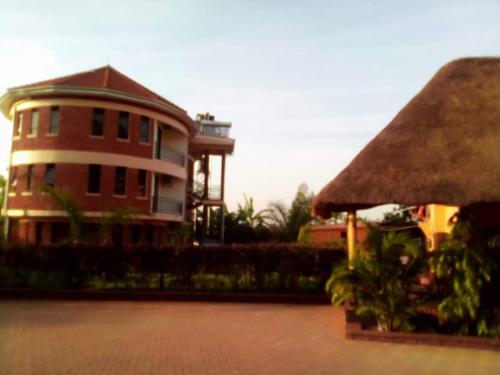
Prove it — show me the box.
[156,143,186,167]
[200,125,230,138]
[208,185,221,201]
[152,195,183,215]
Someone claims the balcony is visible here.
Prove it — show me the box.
[200,124,230,138]
[152,195,183,215]
[208,185,221,201]
[156,143,186,167]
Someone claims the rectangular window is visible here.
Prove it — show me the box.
[139,116,150,143]
[114,167,127,195]
[29,110,39,136]
[91,108,105,136]
[146,225,154,245]
[117,111,129,139]
[137,169,147,197]
[131,225,141,244]
[44,164,55,187]
[87,164,101,194]
[112,225,123,246]
[35,222,43,245]
[49,106,59,134]
[14,112,23,137]
[27,165,34,192]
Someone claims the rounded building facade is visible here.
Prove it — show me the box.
[1,66,196,246]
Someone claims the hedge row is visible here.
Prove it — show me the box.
[0,244,345,293]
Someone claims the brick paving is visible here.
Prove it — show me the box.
[0,301,499,374]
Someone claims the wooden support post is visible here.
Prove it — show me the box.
[220,153,226,201]
[346,210,357,269]
[203,153,210,199]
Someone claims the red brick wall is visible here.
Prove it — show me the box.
[309,225,368,245]
[7,163,152,214]
[12,106,153,158]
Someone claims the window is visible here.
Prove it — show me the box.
[35,222,43,245]
[44,164,55,187]
[112,225,123,246]
[146,225,154,245]
[51,222,70,244]
[131,225,141,244]
[87,164,101,194]
[27,165,34,192]
[117,111,129,139]
[29,110,39,136]
[49,107,59,134]
[137,169,147,197]
[14,112,23,137]
[139,116,150,143]
[114,167,127,195]
[91,108,105,136]
[10,167,18,192]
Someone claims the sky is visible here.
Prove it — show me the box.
[1,0,499,218]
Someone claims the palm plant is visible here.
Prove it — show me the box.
[236,194,270,228]
[266,201,290,241]
[42,185,139,245]
[325,231,425,332]
[42,185,86,243]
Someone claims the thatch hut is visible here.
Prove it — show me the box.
[312,57,500,261]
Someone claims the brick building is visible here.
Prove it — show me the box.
[0,66,234,246]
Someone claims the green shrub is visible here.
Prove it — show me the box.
[0,243,345,294]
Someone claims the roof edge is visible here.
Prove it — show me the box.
[1,85,198,133]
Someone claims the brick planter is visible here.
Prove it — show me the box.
[346,320,500,351]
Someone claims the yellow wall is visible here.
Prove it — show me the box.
[418,204,459,251]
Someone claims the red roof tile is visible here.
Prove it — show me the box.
[12,65,185,112]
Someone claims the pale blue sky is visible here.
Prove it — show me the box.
[1,0,499,216]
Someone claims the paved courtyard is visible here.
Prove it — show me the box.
[0,301,499,374]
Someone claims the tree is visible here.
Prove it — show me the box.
[43,185,137,244]
[223,196,273,244]
[430,221,497,336]
[43,185,86,243]
[325,231,425,332]
[266,201,290,241]
[381,205,417,226]
[287,183,315,241]
[236,194,270,228]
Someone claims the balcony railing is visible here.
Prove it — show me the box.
[208,185,221,201]
[200,125,230,138]
[152,195,183,215]
[156,143,186,167]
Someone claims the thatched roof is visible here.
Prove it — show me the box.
[313,57,500,218]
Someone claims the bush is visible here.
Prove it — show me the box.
[0,243,345,294]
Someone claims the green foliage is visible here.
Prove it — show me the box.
[325,231,425,332]
[287,183,315,241]
[223,197,273,244]
[0,243,345,294]
[42,185,86,243]
[297,223,313,245]
[166,222,192,246]
[236,194,270,228]
[42,184,142,244]
[430,221,496,336]
[266,201,290,241]
[380,205,417,226]
[223,183,315,243]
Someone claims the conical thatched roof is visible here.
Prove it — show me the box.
[313,57,500,218]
